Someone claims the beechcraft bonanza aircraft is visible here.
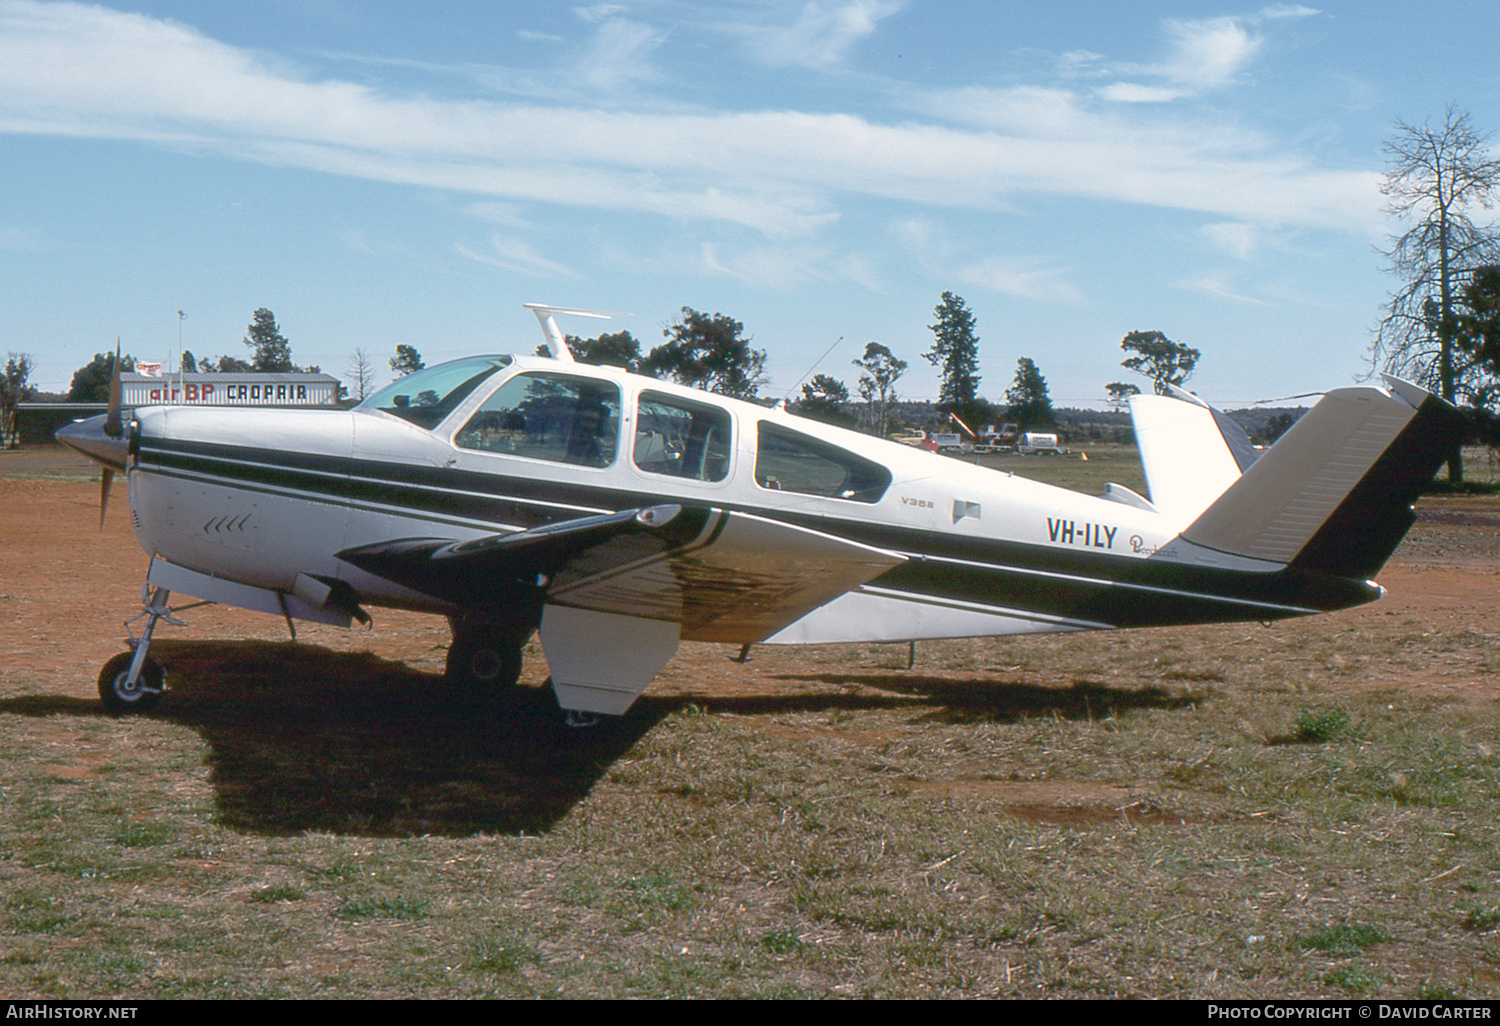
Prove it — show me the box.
[57,305,1463,723]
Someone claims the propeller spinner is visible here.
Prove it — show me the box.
[55,343,129,529]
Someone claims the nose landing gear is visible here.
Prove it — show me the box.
[97,584,199,715]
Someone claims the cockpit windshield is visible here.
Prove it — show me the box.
[359,356,512,430]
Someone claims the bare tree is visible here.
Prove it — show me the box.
[1375,105,1500,482]
[346,348,376,401]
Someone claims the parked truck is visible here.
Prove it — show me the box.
[1017,431,1067,456]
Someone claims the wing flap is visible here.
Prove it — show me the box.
[546,507,904,642]
[338,505,904,644]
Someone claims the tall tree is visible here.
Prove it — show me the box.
[1120,330,1199,395]
[852,341,907,438]
[0,353,34,449]
[1447,265,1500,409]
[924,292,982,422]
[1005,357,1054,429]
[390,344,425,377]
[244,308,293,372]
[180,351,197,374]
[796,374,855,427]
[1374,106,1500,483]
[68,351,135,402]
[642,308,767,400]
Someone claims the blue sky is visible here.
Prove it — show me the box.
[4,1,1499,409]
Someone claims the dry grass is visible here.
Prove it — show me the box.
[1,617,1499,998]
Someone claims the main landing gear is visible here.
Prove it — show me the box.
[445,618,529,689]
[444,617,602,728]
[98,584,189,714]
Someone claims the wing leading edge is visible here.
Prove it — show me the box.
[338,505,904,714]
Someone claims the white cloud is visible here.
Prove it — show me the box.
[1096,7,1318,104]
[957,257,1086,305]
[735,1,903,68]
[1173,269,1267,304]
[467,201,534,228]
[700,241,817,289]
[0,0,1380,247]
[913,85,1089,137]
[1058,50,1107,78]
[1259,5,1321,21]
[456,236,579,277]
[574,4,630,25]
[698,240,883,292]
[573,16,666,93]
[1202,222,1260,259]
[1098,82,1186,104]
[1161,17,1263,91]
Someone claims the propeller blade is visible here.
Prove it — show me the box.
[104,340,123,439]
[99,467,114,530]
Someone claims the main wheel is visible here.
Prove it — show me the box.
[445,635,524,688]
[98,652,165,714]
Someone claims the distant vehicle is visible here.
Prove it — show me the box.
[978,422,1021,451]
[1017,432,1067,456]
[927,432,968,453]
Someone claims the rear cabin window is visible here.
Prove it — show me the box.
[755,423,892,503]
[633,392,732,482]
[454,373,620,468]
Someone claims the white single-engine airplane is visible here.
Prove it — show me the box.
[58,305,1463,722]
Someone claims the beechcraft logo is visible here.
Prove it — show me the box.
[1047,518,1117,549]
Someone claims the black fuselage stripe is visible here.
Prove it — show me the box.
[134,437,1378,625]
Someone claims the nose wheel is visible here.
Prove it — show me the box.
[97,584,194,715]
[98,651,165,714]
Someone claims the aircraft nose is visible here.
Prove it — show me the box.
[56,414,130,472]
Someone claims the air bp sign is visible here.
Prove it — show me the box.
[121,373,340,406]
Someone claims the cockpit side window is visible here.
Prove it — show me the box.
[755,423,892,503]
[361,356,511,430]
[454,373,620,468]
[633,391,732,482]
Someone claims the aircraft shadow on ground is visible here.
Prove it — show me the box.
[0,643,1201,839]
[4,641,660,839]
[758,671,1202,724]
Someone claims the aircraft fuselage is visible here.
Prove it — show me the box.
[117,355,1377,647]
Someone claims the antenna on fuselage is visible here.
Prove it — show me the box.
[523,304,619,362]
[774,336,843,411]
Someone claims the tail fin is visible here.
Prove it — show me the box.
[1128,386,1259,522]
[1181,377,1463,579]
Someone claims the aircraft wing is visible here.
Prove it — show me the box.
[337,505,904,644]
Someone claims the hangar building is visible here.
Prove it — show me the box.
[17,371,344,446]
